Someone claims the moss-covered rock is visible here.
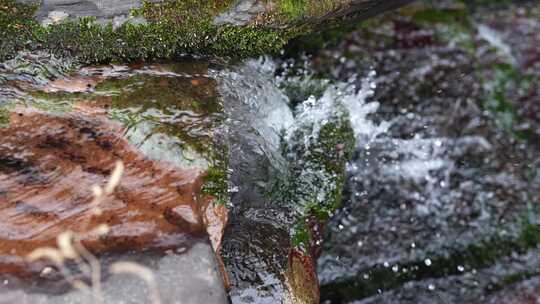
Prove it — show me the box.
[1,0,412,63]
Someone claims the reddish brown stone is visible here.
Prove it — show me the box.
[0,107,214,274]
[44,75,105,93]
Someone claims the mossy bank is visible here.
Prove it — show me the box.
[0,0,412,64]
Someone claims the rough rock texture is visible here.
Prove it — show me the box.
[213,0,265,26]
[18,0,152,26]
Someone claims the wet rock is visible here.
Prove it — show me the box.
[485,277,540,304]
[26,0,151,25]
[0,107,209,270]
[0,60,229,302]
[0,242,228,304]
[215,61,300,303]
[215,58,358,304]
[213,0,265,26]
[286,1,540,302]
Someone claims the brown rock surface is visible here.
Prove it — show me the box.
[0,107,212,274]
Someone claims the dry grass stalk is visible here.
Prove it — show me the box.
[25,161,162,304]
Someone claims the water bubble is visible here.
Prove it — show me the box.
[357,241,364,247]
[383,262,390,268]
[424,258,432,266]
[434,140,442,147]
[338,224,344,230]
[428,284,435,290]
[457,265,465,272]
[392,265,399,272]
[411,243,416,248]
[363,273,370,280]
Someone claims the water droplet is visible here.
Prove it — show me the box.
[363,273,370,280]
[424,258,432,266]
[357,241,364,247]
[457,265,465,272]
[338,224,344,230]
[383,262,390,267]
[434,140,442,147]
[392,265,399,272]
[428,284,435,290]
[411,243,416,248]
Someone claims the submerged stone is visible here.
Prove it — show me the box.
[0,59,229,302]
[0,108,207,269]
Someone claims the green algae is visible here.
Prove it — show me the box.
[97,75,224,171]
[0,107,9,126]
[22,61,226,173]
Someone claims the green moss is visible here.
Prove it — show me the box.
[0,107,9,126]
[278,0,309,20]
[0,0,39,58]
[272,0,341,24]
[0,0,299,64]
[482,63,535,142]
[201,158,228,205]
[271,106,355,250]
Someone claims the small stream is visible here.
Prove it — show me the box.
[0,1,539,303]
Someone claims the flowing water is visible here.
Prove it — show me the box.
[0,54,229,303]
[0,2,539,303]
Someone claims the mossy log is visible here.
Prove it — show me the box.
[1,0,412,63]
